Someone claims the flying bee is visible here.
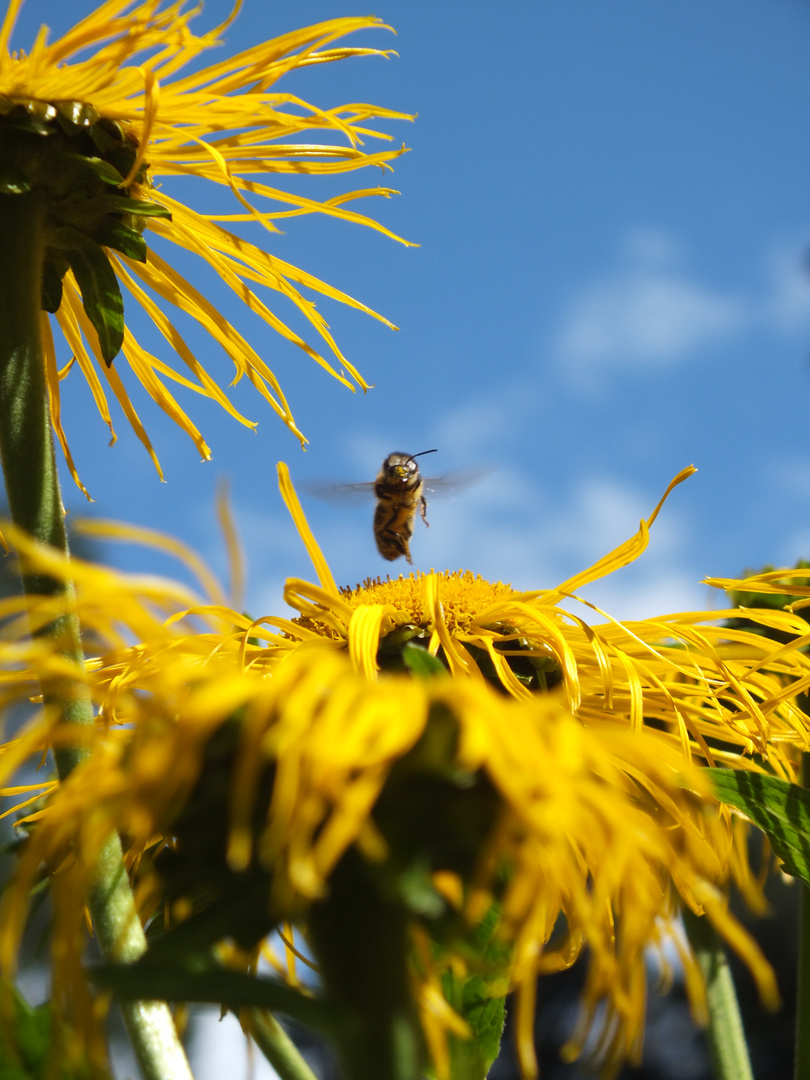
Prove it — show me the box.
[372,449,437,563]
[304,449,469,564]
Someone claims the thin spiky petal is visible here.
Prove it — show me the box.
[0,4,413,486]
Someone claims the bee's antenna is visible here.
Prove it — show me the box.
[409,449,438,461]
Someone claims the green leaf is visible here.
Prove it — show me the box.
[91,961,334,1032]
[402,643,447,679]
[438,907,508,1080]
[441,971,506,1080]
[141,880,277,956]
[96,219,147,262]
[0,981,102,1080]
[52,226,124,364]
[704,767,810,887]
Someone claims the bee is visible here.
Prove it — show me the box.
[372,449,437,563]
[303,449,445,564]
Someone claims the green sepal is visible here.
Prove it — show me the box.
[463,640,562,694]
[704,767,810,887]
[51,225,124,364]
[96,218,147,262]
[91,960,334,1032]
[95,194,172,219]
[54,101,100,131]
[62,153,124,187]
[88,119,125,154]
[41,251,69,313]
[0,981,104,1080]
[0,110,53,136]
[402,642,447,679]
[104,149,147,185]
[40,261,63,313]
[0,95,54,120]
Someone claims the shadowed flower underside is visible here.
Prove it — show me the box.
[0,0,413,490]
[0,476,805,1074]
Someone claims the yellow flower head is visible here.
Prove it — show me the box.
[1,478,806,1076]
[276,462,810,779]
[0,1,412,491]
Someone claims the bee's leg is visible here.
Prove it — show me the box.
[419,495,429,528]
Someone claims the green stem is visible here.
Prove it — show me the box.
[306,847,425,1080]
[0,191,193,1080]
[795,752,810,1080]
[246,1009,320,1080]
[682,907,753,1080]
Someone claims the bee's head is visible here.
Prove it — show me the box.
[382,449,437,483]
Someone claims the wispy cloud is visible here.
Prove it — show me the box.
[762,241,810,331]
[245,456,708,626]
[553,228,810,381]
[554,229,747,375]
[557,275,745,370]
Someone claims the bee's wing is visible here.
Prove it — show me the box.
[301,480,377,504]
[421,469,488,499]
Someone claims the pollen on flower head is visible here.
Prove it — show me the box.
[342,571,518,635]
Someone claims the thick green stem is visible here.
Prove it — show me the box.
[246,1009,320,1080]
[0,192,67,552]
[682,907,753,1080]
[0,189,93,775]
[306,847,425,1080]
[795,752,810,1080]
[0,191,193,1080]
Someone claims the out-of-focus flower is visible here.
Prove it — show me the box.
[1,469,808,1075]
[0,627,780,1077]
[0,1,412,491]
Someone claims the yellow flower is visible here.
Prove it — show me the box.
[276,462,810,780]
[0,627,778,1080]
[0,1,412,491]
[0,476,805,1076]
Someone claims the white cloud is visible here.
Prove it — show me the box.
[378,467,702,620]
[620,227,686,267]
[555,270,746,373]
[574,570,709,623]
[761,241,810,331]
[434,400,513,458]
[244,447,708,627]
[553,228,810,382]
[541,477,652,561]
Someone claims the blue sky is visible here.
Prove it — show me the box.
[11,0,810,628]
[8,2,810,1074]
